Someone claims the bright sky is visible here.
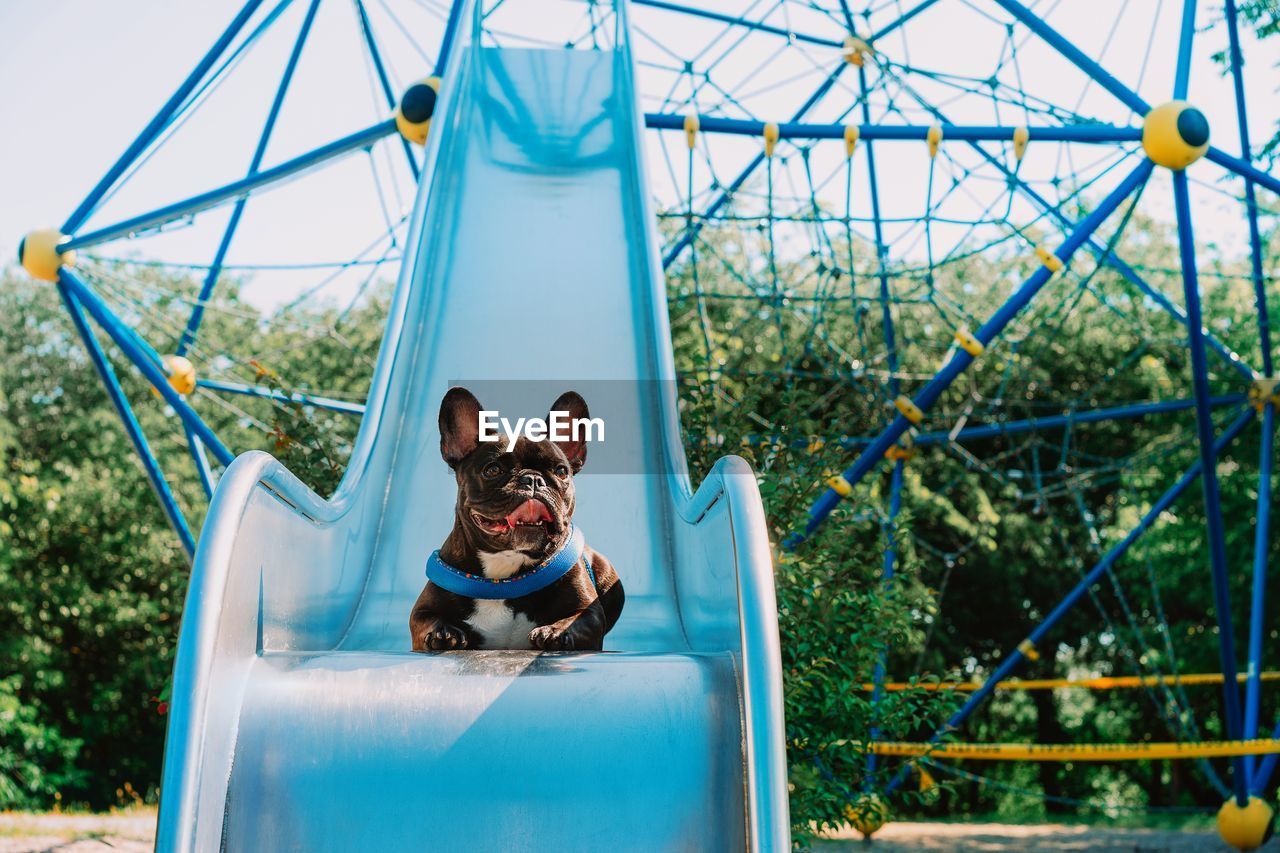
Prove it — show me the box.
[0,1,1276,313]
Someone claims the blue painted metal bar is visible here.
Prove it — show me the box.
[644,115,1143,143]
[62,0,267,234]
[662,64,848,270]
[354,0,421,181]
[1172,168,1248,804]
[434,0,464,77]
[883,81,1255,381]
[1252,716,1280,793]
[1244,403,1274,782]
[59,268,235,467]
[197,378,366,415]
[55,282,197,558]
[869,394,1242,449]
[736,395,1245,451]
[882,405,1257,794]
[631,0,841,47]
[1223,0,1272,375]
[62,120,396,252]
[784,158,1155,549]
[870,0,941,41]
[177,0,322,356]
[185,423,217,499]
[988,0,1151,115]
[1206,146,1280,197]
[860,55,898,787]
[1173,0,1198,100]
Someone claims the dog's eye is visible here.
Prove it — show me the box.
[482,463,503,479]
[554,464,570,477]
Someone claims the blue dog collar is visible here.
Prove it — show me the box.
[426,526,590,600]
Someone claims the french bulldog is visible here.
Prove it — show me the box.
[409,387,624,651]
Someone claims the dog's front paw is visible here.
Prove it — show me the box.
[529,624,577,651]
[530,622,600,651]
[420,621,469,651]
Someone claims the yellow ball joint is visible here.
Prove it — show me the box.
[844,795,888,838]
[151,354,197,398]
[19,229,76,282]
[1217,796,1275,852]
[1142,101,1210,170]
[395,76,441,145]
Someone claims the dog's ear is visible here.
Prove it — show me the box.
[548,391,589,474]
[439,387,484,468]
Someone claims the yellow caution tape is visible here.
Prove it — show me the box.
[864,739,1280,762]
[860,671,1280,693]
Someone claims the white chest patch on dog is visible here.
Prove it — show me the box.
[467,600,536,649]
[478,550,533,580]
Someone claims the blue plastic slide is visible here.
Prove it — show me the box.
[157,3,787,849]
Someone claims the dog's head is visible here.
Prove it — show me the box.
[438,387,589,560]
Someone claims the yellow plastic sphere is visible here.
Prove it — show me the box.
[395,76,441,145]
[1142,101,1209,170]
[1216,796,1274,852]
[19,229,76,282]
[152,354,197,397]
[844,795,888,838]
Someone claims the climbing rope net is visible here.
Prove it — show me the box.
[17,0,1280,836]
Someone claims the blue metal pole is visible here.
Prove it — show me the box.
[1222,0,1272,375]
[867,459,904,787]
[869,0,941,41]
[860,54,899,786]
[62,0,267,233]
[814,394,1246,451]
[62,120,397,252]
[1244,403,1274,783]
[1252,715,1280,793]
[353,0,420,180]
[58,269,235,467]
[988,0,1150,115]
[184,424,217,499]
[1206,147,1280,197]
[55,283,196,558]
[630,0,841,47]
[1173,0,1198,100]
[885,80,1255,381]
[643,115,1143,144]
[197,378,366,415]
[662,64,848,270]
[433,0,465,77]
[882,405,1257,794]
[177,0,322,356]
[784,158,1154,549]
[1222,0,1275,786]
[1172,168,1248,805]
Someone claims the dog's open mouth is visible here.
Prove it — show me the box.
[471,499,554,535]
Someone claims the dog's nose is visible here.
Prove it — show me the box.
[518,473,544,491]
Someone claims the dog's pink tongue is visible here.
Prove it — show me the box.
[505,499,552,525]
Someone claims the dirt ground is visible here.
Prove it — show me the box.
[0,811,1263,851]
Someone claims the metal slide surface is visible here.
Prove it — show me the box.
[157,3,788,850]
